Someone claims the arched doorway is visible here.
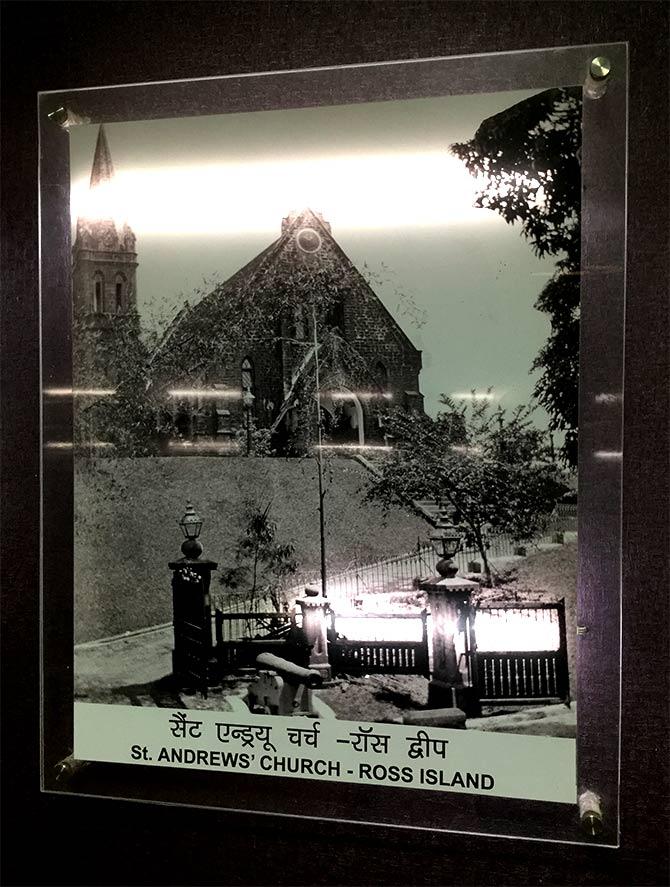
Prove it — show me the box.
[319,388,365,446]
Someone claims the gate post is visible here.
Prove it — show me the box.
[170,503,218,696]
[296,587,331,680]
[420,574,481,716]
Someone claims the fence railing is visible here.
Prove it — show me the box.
[328,610,430,677]
[284,545,435,610]
[214,610,294,643]
[209,595,568,696]
[473,601,569,703]
[213,609,309,672]
[329,640,430,677]
[213,507,577,613]
[476,651,567,703]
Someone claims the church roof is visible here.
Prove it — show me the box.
[89,125,116,188]
[150,208,420,377]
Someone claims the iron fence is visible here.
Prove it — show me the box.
[473,601,570,704]
[212,506,577,613]
[214,610,294,643]
[285,544,435,610]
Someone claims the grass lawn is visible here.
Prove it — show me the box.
[74,455,431,643]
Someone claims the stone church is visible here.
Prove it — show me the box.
[73,126,424,455]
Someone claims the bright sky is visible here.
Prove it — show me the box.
[69,89,559,424]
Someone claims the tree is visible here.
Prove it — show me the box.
[73,311,173,456]
[218,500,298,616]
[365,395,568,585]
[451,87,582,466]
[149,239,368,458]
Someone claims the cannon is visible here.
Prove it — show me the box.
[248,652,324,716]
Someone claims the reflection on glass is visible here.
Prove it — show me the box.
[594,392,622,404]
[44,387,116,397]
[593,450,623,460]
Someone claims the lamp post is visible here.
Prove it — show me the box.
[242,388,255,456]
[170,501,218,695]
[312,305,327,598]
[178,500,204,558]
[420,505,481,715]
[429,505,465,578]
[295,586,332,680]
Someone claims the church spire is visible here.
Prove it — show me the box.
[89,124,115,189]
[72,124,138,324]
[75,123,135,250]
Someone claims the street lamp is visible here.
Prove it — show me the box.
[171,501,218,696]
[429,504,464,578]
[242,388,255,456]
[421,504,479,714]
[179,500,203,559]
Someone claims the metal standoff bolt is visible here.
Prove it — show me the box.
[54,753,91,782]
[576,625,589,636]
[584,56,612,100]
[579,790,603,836]
[47,105,89,129]
[47,106,69,127]
[590,56,612,80]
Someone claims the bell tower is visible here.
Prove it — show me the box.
[72,125,139,384]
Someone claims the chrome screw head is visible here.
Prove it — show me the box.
[590,56,612,81]
[47,106,69,126]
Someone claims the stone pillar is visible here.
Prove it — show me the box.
[419,575,480,716]
[296,587,331,680]
[170,555,218,696]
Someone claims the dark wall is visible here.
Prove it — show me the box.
[2,3,668,885]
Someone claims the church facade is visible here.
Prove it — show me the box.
[73,126,424,455]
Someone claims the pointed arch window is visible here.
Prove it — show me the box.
[241,358,254,393]
[293,306,305,340]
[325,300,344,333]
[93,272,104,313]
[114,274,126,312]
[375,360,389,392]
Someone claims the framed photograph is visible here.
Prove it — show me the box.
[40,42,626,845]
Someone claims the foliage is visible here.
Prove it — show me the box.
[451,88,582,466]
[530,274,580,466]
[276,326,381,455]
[149,231,381,456]
[362,261,428,329]
[218,500,298,613]
[233,419,275,457]
[365,394,568,584]
[451,88,581,268]
[73,312,173,456]
[150,241,349,386]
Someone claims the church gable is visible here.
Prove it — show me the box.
[276,211,423,411]
[150,207,425,453]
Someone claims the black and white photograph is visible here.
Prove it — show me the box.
[68,83,582,759]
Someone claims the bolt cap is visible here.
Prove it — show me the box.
[590,56,612,80]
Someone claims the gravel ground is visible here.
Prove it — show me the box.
[314,674,429,722]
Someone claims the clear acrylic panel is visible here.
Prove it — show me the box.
[40,43,627,845]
